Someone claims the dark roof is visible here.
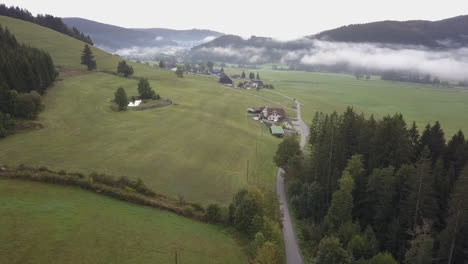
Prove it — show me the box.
[219,74,233,84]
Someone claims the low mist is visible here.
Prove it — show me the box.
[191,39,468,81]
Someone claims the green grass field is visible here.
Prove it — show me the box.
[0,179,246,264]
[0,16,283,204]
[0,71,281,204]
[226,68,468,136]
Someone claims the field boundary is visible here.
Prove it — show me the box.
[0,165,209,222]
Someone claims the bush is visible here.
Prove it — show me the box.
[206,204,223,223]
[14,91,42,119]
[0,111,15,137]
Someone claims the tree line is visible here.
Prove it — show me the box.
[0,4,93,45]
[0,25,57,137]
[275,107,468,263]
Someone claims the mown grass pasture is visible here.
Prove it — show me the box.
[0,179,246,264]
[226,68,468,136]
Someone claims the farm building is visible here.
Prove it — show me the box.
[219,74,233,85]
[247,106,286,123]
[270,125,284,137]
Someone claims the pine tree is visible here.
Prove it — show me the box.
[438,166,468,264]
[256,72,260,79]
[80,44,96,71]
[117,60,133,77]
[114,87,128,111]
[404,222,434,264]
[323,171,355,232]
[241,71,246,79]
[158,60,165,68]
[137,78,157,99]
[175,66,184,78]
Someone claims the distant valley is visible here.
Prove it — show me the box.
[63,17,223,60]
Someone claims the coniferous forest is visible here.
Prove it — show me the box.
[282,107,468,263]
[0,25,57,136]
[0,4,93,45]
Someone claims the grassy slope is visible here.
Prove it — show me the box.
[226,68,468,136]
[0,16,281,204]
[0,16,169,78]
[0,179,246,264]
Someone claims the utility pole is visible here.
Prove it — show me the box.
[247,160,249,183]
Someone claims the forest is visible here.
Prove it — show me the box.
[0,25,57,136]
[0,4,93,45]
[277,107,468,263]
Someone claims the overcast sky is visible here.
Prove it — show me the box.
[4,0,468,39]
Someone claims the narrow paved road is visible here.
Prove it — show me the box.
[221,84,307,263]
[277,99,308,264]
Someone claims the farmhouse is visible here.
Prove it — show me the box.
[248,106,286,123]
[260,106,285,122]
[219,74,233,85]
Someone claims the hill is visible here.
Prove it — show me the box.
[0,179,246,264]
[63,17,223,58]
[312,15,468,47]
[0,15,281,204]
[189,15,468,65]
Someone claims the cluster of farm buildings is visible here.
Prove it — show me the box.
[247,106,294,137]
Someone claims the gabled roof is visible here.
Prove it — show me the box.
[259,107,286,117]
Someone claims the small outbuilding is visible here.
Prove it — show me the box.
[270,125,285,137]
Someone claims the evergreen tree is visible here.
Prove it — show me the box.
[408,121,420,161]
[404,222,434,264]
[137,78,158,99]
[366,166,396,241]
[117,60,133,77]
[175,65,184,78]
[314,236,353,264]
[367,252,398,264]
[114,87,128,111]
[256,72,260,79]
[438,166,468,264]
[158,60,165,68]
[420,122,446,164]
[241,71,246,79]
[80,44,96,71]
[323,171,355,232]
[206,61,214,72]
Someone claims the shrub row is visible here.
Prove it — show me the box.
[1,165,205,221]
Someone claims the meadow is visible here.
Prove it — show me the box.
[226,67,468,136]
[0,16,283,205]
[0,179,246,264]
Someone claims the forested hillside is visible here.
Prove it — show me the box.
[0,25,57,136]
[278,107,468,263]
[0,4,93,44]
[313,15,468,47]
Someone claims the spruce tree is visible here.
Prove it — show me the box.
[80,44,96,71]
[438,166,468,264]
[114,87,128,111]
[241,71,246,79]
[256,72,260,79]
